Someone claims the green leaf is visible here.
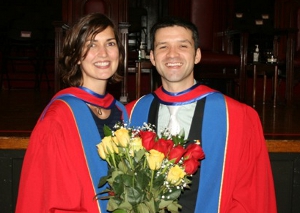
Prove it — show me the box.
[103,124,113,136]
[159,199,173,209]
[159,200,181,212]
[121,174,134,187]
[107,170,122,186]
[137,203,151,213]
[166,201,181,213]
[134,149,146,162]
[118,200,133,211]
[112,209,128,213]
[118,161,130,174]
[152,173,165,188]
[98,188,111,195]
[162,187,181,200]
[135,170,151,190]
[107,198,132,212]
[144,197,157,213]
[126,186,144,205]
[171,131,186,146]
[98,175,110,188]
[107,198,119,211]
[111,170,124,180]
[112,175,126,195]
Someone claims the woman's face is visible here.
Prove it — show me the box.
[79,26,119,90]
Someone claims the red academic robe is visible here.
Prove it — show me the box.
[15,87,128,213]
[126,84,277,213]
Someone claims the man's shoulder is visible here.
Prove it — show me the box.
[125,94,155,113]
[221,95,259,118]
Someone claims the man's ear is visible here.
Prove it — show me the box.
[194,48,201,64]
[150,50,156,66]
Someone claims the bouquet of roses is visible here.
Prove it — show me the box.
[96,122,205,213]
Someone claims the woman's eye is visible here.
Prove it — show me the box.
[87,42,96,48]
[107,41,116,46]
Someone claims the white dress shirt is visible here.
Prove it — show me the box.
[157,102,196,139]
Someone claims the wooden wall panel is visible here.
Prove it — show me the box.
[56,0,129,92]
[167,0,191,20]
[62,0,128,27]
[0,150,25,213]
[166,0,235,51]
[190,0,214,50]
[270,153,300,213]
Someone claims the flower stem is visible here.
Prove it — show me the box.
[111,153,117,168]
[143,156,147,169]
[125,148,133,169]
[150,169,154,192]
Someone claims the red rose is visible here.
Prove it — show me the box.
[183,157,200,175]
[139,130,156,151]
[168,145,186,164]
[152,138,174,156]
[108,190,115,196]
[184,143,205,160]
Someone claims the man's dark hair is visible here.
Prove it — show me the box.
[150,16,199,51]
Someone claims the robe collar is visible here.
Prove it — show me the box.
[153,83,217,105]
[53,87,116,109]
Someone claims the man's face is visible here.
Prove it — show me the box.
[150,25,201,91]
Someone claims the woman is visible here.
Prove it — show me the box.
[15,13,128,213]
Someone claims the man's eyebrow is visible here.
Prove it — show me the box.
[155,39,192,47]
[155,41,167,47]
[178,39,193,45]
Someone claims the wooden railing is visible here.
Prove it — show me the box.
[0,137,29,149]
[1,137,300,152]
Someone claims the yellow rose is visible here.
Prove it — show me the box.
[101,136,115,154]
[107,136,119,154]
[146,149,165,170]
[96,143,106,159]
[112,142,119,153]
[114,128,130,147]
[112,136,119,146]
[128,137,143,156]
[167,165,186,185]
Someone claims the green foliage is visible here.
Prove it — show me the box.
[97,123,204,213]
[171,130,185,146]
[103,124,113,136]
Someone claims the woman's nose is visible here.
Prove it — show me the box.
[96,46,107,57]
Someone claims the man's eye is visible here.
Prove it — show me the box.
[158,46,166,49]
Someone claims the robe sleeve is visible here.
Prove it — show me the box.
[16,102,97,213]
[223,105,277,213]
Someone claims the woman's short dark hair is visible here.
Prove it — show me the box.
[150,17,199,51]
[59,13,124,87]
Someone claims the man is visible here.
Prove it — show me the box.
[126,17,277,212]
